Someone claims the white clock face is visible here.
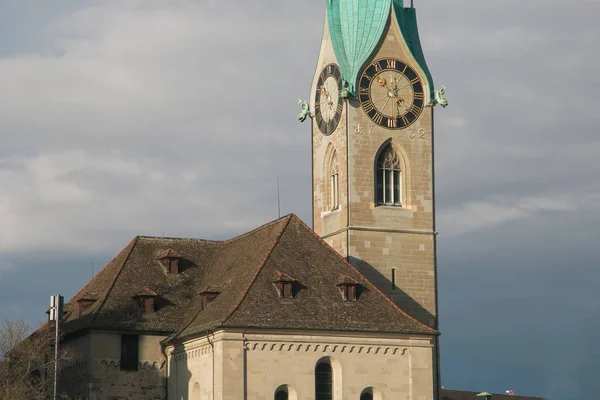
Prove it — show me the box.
[319,76,340,123]
[314,64,343,135]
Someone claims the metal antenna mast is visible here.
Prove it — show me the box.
[277,178,281,218]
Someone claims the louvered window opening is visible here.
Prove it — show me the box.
[343,284,357,301]
[142,297,154,313]
[315,362,333,400]
[330,151,340,211]
[282,282,293,299]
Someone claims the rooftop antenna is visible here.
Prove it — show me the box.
[92,261,95,279]
[277,178,281,218]
[411,0,414,8]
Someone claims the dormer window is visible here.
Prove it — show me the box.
[158,249,181,274]
[199,292,219,310]
[273,271,296,299]
[133,287,157,313]
[77,295,97,316]
[336,275,359,302]
[198,284,223,310]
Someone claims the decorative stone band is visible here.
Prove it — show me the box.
[245,342,408,356]
[321,226,437,240]
[98,359,166,369]
[59,359,88,371]
[172,344,213,362]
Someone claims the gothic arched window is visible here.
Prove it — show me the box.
[330,151,340,210]
[376,144,402,206]
[315,361,333,400]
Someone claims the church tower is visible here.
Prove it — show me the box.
[308,0,445,329]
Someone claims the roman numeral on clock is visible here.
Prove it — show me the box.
[362,99,375,113]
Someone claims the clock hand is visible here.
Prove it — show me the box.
[381,97,391,114]
[373,94,390,104]
[396,98,408,112]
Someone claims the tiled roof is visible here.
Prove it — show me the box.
[441,390,544,400]
[60,214,436,341]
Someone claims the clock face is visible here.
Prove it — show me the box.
[315,64,343,135]
[359,58,425,129]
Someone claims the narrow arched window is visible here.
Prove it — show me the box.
[275,390,288,400]
[330,151,340,210]
[315,362,333,400]
[376,144,402,206]
[360,387,378,400]
[192,382,201,399]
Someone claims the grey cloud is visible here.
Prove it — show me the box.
[0,1,598,398]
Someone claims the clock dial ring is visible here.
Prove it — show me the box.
[359,58,425,129]
[314,64,343,135]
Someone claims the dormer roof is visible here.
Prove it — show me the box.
[273,271,295,283]
[336,275,358,286]
[157,249,181,259]
[133,287,157,298]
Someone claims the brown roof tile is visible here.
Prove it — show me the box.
[59,214,436,341]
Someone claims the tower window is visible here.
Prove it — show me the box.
[330,151,340,211]
[376,144,402,206]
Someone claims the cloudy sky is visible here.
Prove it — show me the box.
[0,0,598,398]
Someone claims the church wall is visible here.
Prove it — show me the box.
[243,330,435,400]
[59,334,91,400]
[86,332,167,400]
[169,329,435,400]
[167,335,215,400]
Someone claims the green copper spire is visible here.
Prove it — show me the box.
[392,0,435,98]
[326,0,435,98]
[327,0,392,94]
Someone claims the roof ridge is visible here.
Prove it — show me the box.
[67,236,138,303]
[89,236,139,324]
[137,235,220,243]
[221,214,294,244]
[221,214,293,325]
[291,215,437,334]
